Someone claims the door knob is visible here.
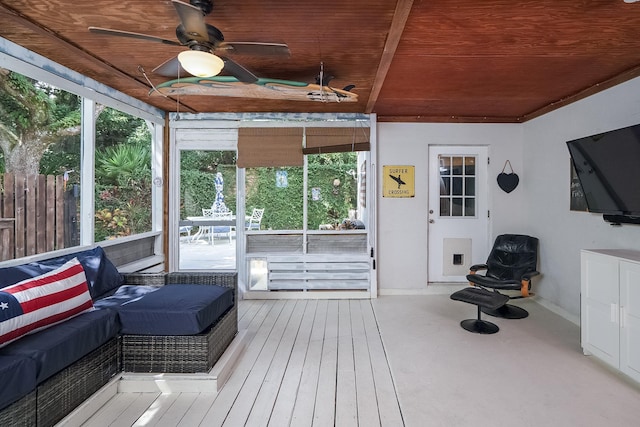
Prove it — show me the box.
[429,219,434,223]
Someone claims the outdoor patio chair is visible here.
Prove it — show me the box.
[179,225,193,241]
[246,208,264,230]
[200,208,233,244]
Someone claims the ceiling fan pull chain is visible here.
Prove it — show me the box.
[138,66,170,99]
[319,62,327,103]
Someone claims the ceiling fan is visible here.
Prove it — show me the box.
[88,0,290,83]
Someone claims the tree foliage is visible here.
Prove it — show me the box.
[0,69,81,175]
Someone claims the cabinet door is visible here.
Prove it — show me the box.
[620,261,640,382]
[581,251,620,368]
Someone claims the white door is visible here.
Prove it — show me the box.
[169,128,241,272]
[428,146,489,282]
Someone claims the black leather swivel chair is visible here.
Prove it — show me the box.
[466,234,540,319]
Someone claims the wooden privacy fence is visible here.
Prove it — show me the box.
[0,173,78,261]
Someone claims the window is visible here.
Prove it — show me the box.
[307,152,360,230]
[439,155,476,217]
[245,166,304,231]
[94,106,153,241]
[0,66,160,261]
[0,71,82,257]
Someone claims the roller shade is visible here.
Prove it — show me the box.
[237,127,303,168]
[303,127,370,154]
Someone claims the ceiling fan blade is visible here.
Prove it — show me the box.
[171,0,209,43]
[152,56,189,77]
[221,57,259,83]
[217,42,291,57]
[89,27,182,46]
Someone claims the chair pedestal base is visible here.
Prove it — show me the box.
[481,304,528,319]
[460,318,500,334]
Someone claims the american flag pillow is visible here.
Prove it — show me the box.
[0,257,94,348]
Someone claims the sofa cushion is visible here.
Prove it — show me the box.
[93,285,161,310]
[36,246,123,300]
[0,258,94,348]
[0,263,44,289]
[0,355,36,411]
[0,308,120,383]
[0,246,123,300]
[116,284,233,335]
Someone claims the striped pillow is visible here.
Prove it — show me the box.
[0,258,94,348]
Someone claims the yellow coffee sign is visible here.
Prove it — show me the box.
[383,165,415,198]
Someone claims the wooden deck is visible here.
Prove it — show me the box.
[69,294,640,426]
[80,299,403,426]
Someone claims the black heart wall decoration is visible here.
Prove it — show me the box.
[497,160,519,193]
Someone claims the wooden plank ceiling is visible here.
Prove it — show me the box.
[1,0,639,122]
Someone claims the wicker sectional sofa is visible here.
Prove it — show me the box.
[0,247,237,427]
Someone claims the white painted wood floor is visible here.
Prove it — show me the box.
[72,294,640,427]
[79,299,403,427]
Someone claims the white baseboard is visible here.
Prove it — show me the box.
[531,295,580,326]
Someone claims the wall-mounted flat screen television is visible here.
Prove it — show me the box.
[566,123,640,223]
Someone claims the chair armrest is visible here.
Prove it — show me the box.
[469,264,488,273]
[519,271,540,297]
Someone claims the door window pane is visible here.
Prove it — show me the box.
[464,157,476,175]
[451,157,463,175]
[465,198,475,216]
[452,177,463,196]
[438,154,477,217]
[440,198,450,216]
[465,177,475,196]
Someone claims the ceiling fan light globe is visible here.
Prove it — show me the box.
[178,50,224,77]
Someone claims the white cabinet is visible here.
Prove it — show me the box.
[581,249,640,382]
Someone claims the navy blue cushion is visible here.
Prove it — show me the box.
[0,355,36,411]
[93,285,161,309]
[0,247,123,300]
[116,284,233,335]
[0,264,43,289]
[0,309,120,383]
[37,246,123,299]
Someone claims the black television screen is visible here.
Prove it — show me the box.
[566,123,640,217]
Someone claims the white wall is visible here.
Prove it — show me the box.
[377,123,524,291]
[376,76,640,319]
[523,77,640,317]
